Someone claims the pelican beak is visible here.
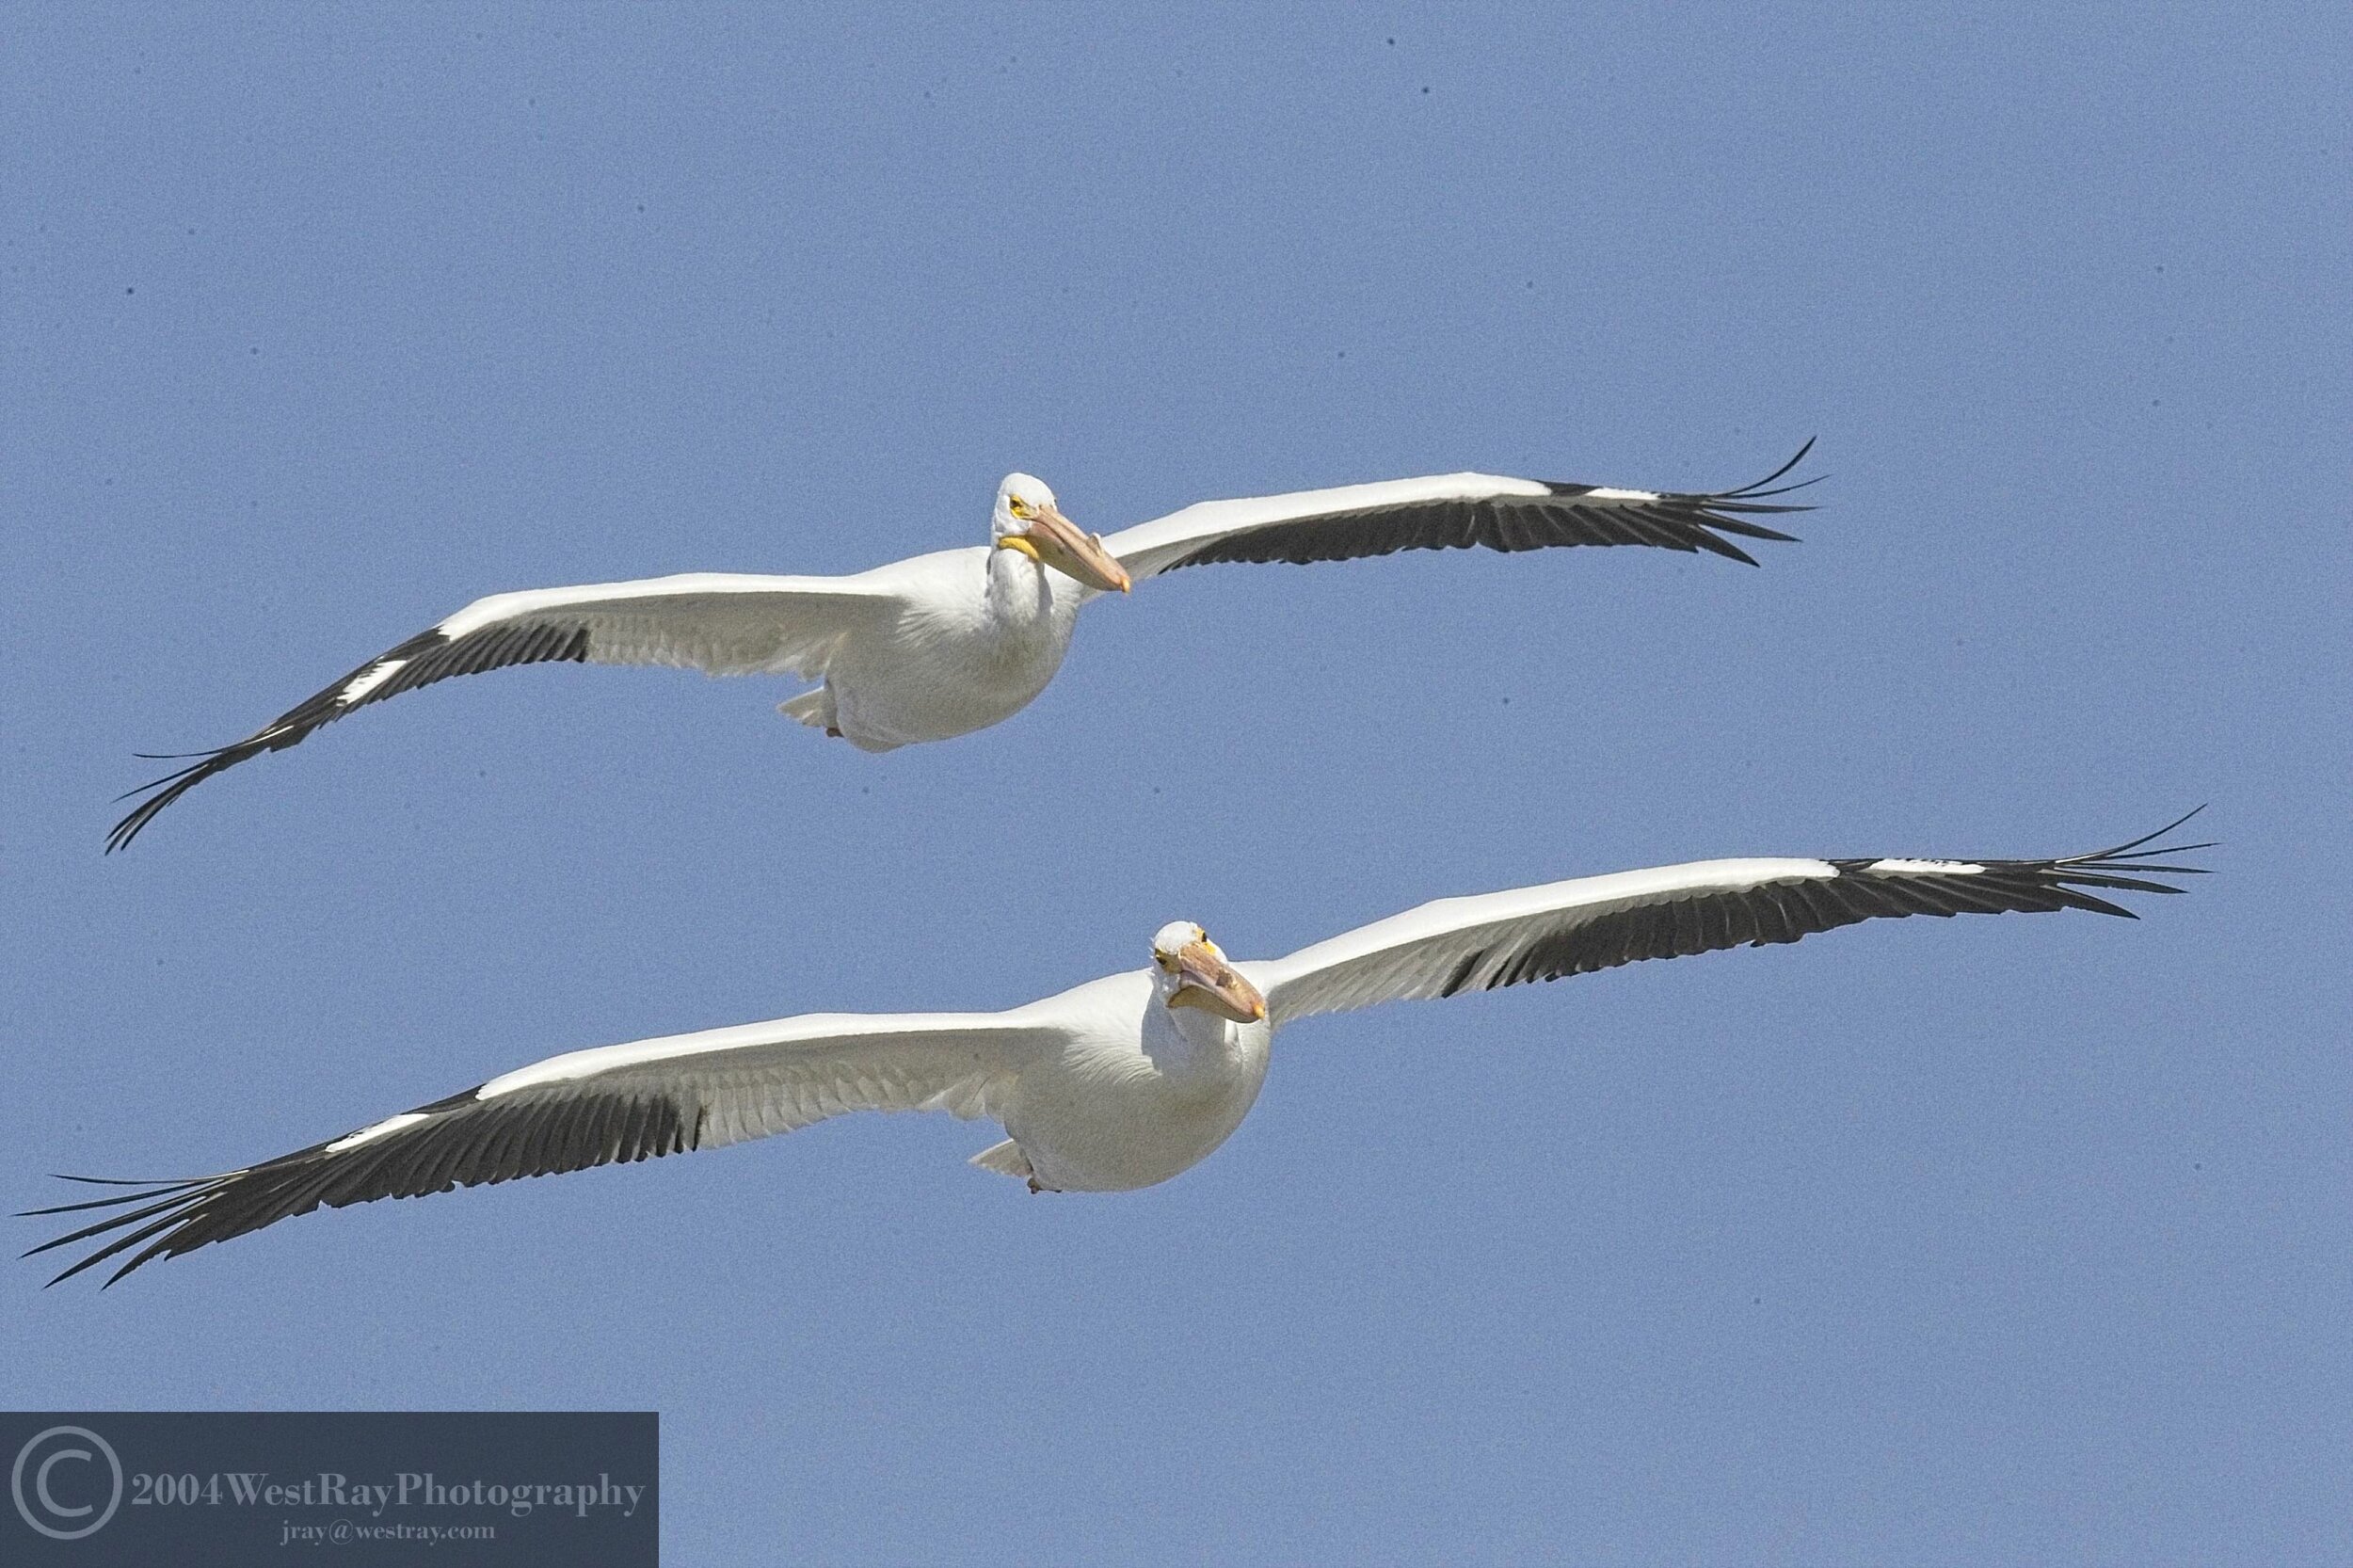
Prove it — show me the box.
[1006,504,1131,593]
[1167,940,1267,1023]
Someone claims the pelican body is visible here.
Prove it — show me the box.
[781,535,1090,752]
[975,954,1273,1193]
[27,817,2203,1285]
[107,450,1817,848]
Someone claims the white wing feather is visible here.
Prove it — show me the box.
[1100,473,1555,584]
[26,1011,1070,1283]
[1244,823,2206,1028]
[475,1009,1064,1146]
[1096,448,1817,586]
[440,570,904,678]
[1243,859,1844,1025]
[106,570,909,848]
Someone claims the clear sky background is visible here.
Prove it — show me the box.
[5,5,2346,1562]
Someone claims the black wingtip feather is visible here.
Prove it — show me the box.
[19,1181,206,1220]
[105,621,594,852]
[1749,437,1817,488]
[2082,805,2211,863]
[1424,811,2202,1004]
[1159,443,1824,575]
[107,753,245,852]
[28,1081,697,1286]
[52,1172,199,1187]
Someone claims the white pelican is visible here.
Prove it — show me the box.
[29,814,2201,1284]
[107,446,1817,848]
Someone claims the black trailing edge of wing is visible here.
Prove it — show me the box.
[107,620,592,852]
[22,1080,701,1287]
[1436,808,2211,999]
[1157,440,1822,574]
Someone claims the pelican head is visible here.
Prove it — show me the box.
[992,474,1130,593]
[1151,920,1267,1023]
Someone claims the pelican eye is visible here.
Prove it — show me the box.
[1008,496,1032,520]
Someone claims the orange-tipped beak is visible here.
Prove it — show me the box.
[1004,504,1131,593]
[1167,940,1267,1023]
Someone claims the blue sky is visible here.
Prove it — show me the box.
[5,4,2346,1562]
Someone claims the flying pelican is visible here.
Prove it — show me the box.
[28,814,2202,1284]
[107,446,1817,848]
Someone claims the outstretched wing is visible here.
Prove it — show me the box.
[1098,442,1818,585]
[109,572,901,850]
[24,1008,1063,1285]
[1243,813,2207,1027]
